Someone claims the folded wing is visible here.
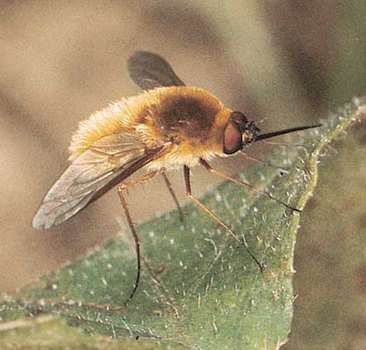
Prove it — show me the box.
[128,51,185,90]
[33,133,167,229]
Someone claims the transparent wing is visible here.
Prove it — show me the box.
[128,51,185,90]
[33,134,167,229]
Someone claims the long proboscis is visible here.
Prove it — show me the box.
[255,123,322,142]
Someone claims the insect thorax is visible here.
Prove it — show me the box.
[140,87,227,147]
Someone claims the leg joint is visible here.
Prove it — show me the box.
[117,184,126,193]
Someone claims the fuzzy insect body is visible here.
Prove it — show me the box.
[33,51,321,231]
[70,86,231,171]
[33,51,321,301]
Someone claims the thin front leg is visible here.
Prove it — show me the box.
[183,165,264,272]
[239,151,289,174]
[261,140,306,148]
[162,172,184,223]
[117,187,141,304]
[199,158,300,212]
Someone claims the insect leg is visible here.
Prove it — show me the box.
[161,172,184,223]
[261,140,306,150]
[117,187,141,304]
[183,165,264,272]
[239,151,289,174]
[116,169,166,303]
[123,170,183,221]
[199,158,301,213]
[120,170,162,189]
[117,169,180,303]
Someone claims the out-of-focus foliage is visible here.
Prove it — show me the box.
[284,123,366,350]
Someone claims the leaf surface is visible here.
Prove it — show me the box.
[1,97,365,350]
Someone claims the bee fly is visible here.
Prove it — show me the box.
[33,51,321,301]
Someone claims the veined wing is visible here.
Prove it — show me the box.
[128,51,185,90]
[33,133,168,229]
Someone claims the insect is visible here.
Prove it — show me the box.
[33,51,321,301]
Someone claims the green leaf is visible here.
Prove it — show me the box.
[1,97,365,350]
[0,316,170,349]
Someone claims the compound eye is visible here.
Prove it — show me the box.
[223,121,242,154]
[230,111,248,126]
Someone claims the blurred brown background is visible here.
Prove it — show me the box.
[1,1,366,349]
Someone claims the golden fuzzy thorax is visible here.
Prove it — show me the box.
[69,86,232,169]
